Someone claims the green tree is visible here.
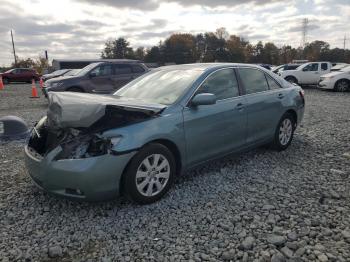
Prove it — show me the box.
[101,37,134,59]
[163,34,198,64]
[144,46,162,63]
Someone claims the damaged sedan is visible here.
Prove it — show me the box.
[25,63,305,204]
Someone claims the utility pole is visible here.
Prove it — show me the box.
[344,34,347,50]
[10,30,17,66]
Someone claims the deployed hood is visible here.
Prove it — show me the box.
[47,92,166,130]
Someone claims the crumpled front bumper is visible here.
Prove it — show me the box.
[318,79,333,90]
[24,145,135,201]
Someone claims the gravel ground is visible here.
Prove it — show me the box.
[0,84,349,262]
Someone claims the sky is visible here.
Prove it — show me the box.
[0,0,349,66]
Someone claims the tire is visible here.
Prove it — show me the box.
[123,143,176,204]
[334,79,349,92]
[67,87,84,92]
[285,76,298,84]
[272,112,295,151]
[3,78,9,84]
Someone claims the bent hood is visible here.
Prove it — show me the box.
[321,71,346,78]
[47,92,166,129]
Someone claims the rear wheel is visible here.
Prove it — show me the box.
[123,143,176,204]
[272,113,295,151]
[285,76,298,84]
[334,79,349,92]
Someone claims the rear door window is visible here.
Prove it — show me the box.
[115,64,132,75]
[238,68,269,94]
[265,74,281,90]
[321,63,328,71]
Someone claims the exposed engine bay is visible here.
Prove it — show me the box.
[27,92,166,160]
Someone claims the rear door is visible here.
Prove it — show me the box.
[238,67,285,145]
[23,69,34,81]
[88,64,114,93]
[183,68,247,166]
[111,64,134,90]
[320,63,330,76]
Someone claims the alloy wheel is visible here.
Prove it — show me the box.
[336,80,348,92]
[135,154,170,197]
[279,118,293,146]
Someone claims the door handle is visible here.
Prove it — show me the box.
[278,93,284,99]
[314,72,319,74]
[236,103,244,110]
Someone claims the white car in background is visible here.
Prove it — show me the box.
[279,62,332,85]
[318,65,350,92]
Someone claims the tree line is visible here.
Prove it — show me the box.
[101,28,350,65]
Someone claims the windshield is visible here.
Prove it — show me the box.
[76,63,100,76]
[5,69,14,73]
[114,69,203,105]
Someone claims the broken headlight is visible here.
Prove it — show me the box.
[55,135,122,160]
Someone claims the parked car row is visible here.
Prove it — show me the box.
[42,60,149,96]
[271,61,349,92]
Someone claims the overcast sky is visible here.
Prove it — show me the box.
[0,0,349,66]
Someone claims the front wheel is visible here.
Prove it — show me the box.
[2,78,9,84]
[272,113,295,151]
[123,143,176,204]
[334,80,349,92]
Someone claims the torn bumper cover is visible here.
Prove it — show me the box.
[24,92,166,200]
[25,144,135,201]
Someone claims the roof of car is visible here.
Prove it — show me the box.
[157,63,263,71]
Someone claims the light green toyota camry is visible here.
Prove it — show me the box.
[25,63,305,204]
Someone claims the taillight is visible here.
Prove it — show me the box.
[299,89,305,98]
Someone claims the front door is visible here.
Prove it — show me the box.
[301,63,319,84]
[183,68,247,166]
[88,64,114,93]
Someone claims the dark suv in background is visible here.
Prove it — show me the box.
[43,60,149,96]
[0,68,40,83]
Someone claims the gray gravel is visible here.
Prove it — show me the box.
[1,84,350,261]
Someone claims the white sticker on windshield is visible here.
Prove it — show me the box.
[0,122,4,134]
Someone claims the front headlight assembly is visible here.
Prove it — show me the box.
[55,135,122,160]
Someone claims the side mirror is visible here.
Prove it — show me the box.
[191,93,217,106]
[302,67,308,72]
[89,72,97,78]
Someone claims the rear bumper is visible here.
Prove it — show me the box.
[24,145,135,201]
